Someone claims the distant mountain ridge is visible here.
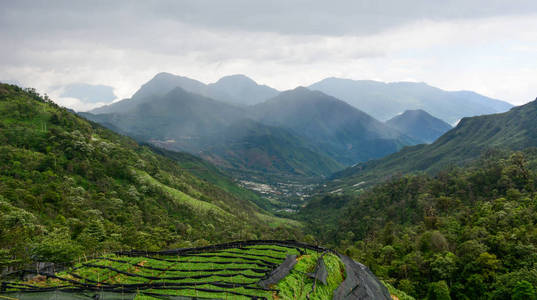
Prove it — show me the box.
[91,73,279,114]
[250,87,417,165]
[309,77,513,124]
[331,98,537,188]
[86,72,514,182]
[82,86,343,179]
[386,109,452,143]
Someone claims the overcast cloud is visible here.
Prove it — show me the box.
[1,0,537,111]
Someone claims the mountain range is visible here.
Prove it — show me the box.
[92,72,279,113]
[0,83,301,264]
[84,73,514,183]
[309,77,513,124]
[331,97,537,190]
[82,86,343,180]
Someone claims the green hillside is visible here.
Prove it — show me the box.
[82,87,342,180]
[0,84,301,267]
[251,87,417,165]
[301,149,537,299]
[1,240,392,300]
[332,99,537,191]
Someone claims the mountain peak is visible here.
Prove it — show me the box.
[386,109,452,143]
[215,74,257,85]
[309,77,513,123]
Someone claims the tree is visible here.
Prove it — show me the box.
[427,280,451,300]
[512,281,536,300]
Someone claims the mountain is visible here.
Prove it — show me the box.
[90,73,207,114]
[206,74,280,105]
[309,78,513,124]
[82,86,342,179]
[300,149,537,299]
[250,87,418,165]
[198,119,342,179]
[84,87,244,152]
[331,98,537,189]
[385,109,452,143]
[91,73,278,114]
[0,83,301,265]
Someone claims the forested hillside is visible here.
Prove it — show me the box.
[301,150,537,299]
[0,84,301,267]
[332,99,537,190]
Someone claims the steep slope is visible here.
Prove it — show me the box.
[199,119,342,179]
[386,109,452,143]
[309,78,513,124]
[83,87,244,152]
[301,150,537,299]
[332,98,537,188]
[251,87,417,165]
[90,72,207,114]
[82,87,342,179]
[0,84,301,265]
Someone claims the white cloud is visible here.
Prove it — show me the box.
[1,2,536,109]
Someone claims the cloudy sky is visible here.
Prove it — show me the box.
[1,0,537,111]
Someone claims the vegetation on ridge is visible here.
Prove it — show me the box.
[0,84,301,267]
[302,150,537,299]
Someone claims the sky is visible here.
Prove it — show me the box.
[1,0,537,111]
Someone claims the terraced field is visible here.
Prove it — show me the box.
[1,241,367,300]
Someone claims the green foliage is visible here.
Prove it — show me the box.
[275,253,345,300]
[0,84,302,265]
[427,281,451,300]
[6,243,336,300]
[302,150,537,299]
[30,227,84,263]
[331,98,537,191]
[512,280,537,300]
[383,281,416,300]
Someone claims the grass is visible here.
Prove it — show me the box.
[2,243,350,299]
[275,252,345,300]
[134,169,232,218]
[254,212,304,228]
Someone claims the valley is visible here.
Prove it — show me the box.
[3,2,537,299]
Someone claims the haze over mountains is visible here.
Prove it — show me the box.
[309,77,513,124]
[92,72,279,113]
[84,72,515,183]
[332,97,537,189]
[386,109,452,143]
[250,87,415,165]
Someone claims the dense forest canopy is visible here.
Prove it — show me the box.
[301,150,537,299]
[0,84,301,266]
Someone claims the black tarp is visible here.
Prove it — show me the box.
[332,254,391,300]
[307,254,328,285]
[257,255,297,288]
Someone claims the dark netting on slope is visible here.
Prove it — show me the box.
[2,273,275,299]
[0,290,136,300]
[80,263,267,280]
[95,257,270,273]
[2,240,390,299]
[183,251,286,260]
[115,240,330,257]
[257,255,297,289]
[332,254,391,300]
[133,254,275,268]
[307,253,328,285]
